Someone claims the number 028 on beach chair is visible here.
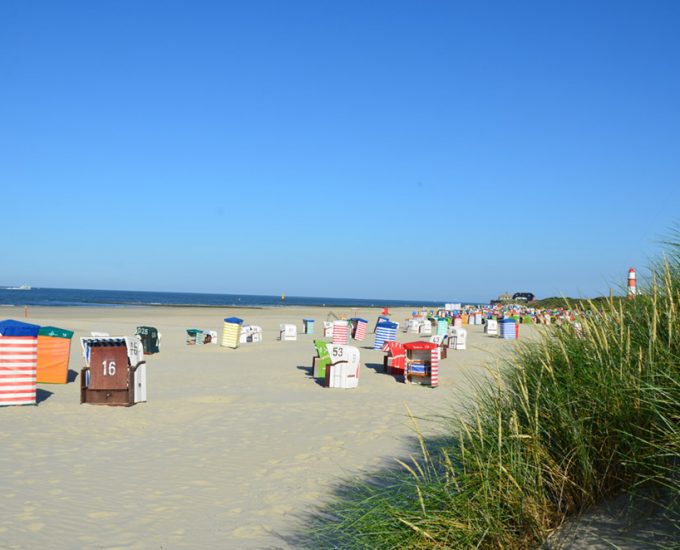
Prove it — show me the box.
[80,337,146,406]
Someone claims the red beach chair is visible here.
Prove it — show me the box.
[382,341,405,377]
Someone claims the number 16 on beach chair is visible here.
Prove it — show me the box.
[324,344,360,389]
[80,337,146,406]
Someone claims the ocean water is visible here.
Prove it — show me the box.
[0,287,457,309]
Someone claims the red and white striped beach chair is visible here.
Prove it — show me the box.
[0,320,40,407]
[403,341,439,387]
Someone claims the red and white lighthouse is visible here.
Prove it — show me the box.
[627,268,637,299]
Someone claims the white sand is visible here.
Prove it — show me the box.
[0,306,528,549]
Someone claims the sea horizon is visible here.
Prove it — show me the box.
[0,286,487,309]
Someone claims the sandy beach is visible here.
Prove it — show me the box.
[0,306,529,549]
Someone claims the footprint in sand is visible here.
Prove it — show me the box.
[151,506,169,512]
[187,395,239,405]
[303,491,323,501]
[232,525,265,539]
[263,494,283,504]
[190,480,212,486]
[256,505,292,516]
[87,511,119,519]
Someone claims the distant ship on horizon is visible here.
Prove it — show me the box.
[5,284,32,290]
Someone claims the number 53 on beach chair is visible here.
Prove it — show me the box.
[80,337,147,406]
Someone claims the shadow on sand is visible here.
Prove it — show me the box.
[36,388,54,404]
[274,431,458,548]
[274,430,680,549]
[296,365,325,387]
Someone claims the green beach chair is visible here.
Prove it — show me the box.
[312,340,330,379]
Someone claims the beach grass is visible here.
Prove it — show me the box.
[300,240,680,548]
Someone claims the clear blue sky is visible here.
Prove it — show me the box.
[1,1,678,302]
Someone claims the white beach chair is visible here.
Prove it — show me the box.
[484,319,498,336]
[324,344,360,389]
[419,320,432,335]
[406,318,420,334]
[279,324,297,341]
[448,328,467,350]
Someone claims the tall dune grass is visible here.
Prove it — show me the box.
[302,242,680,548]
